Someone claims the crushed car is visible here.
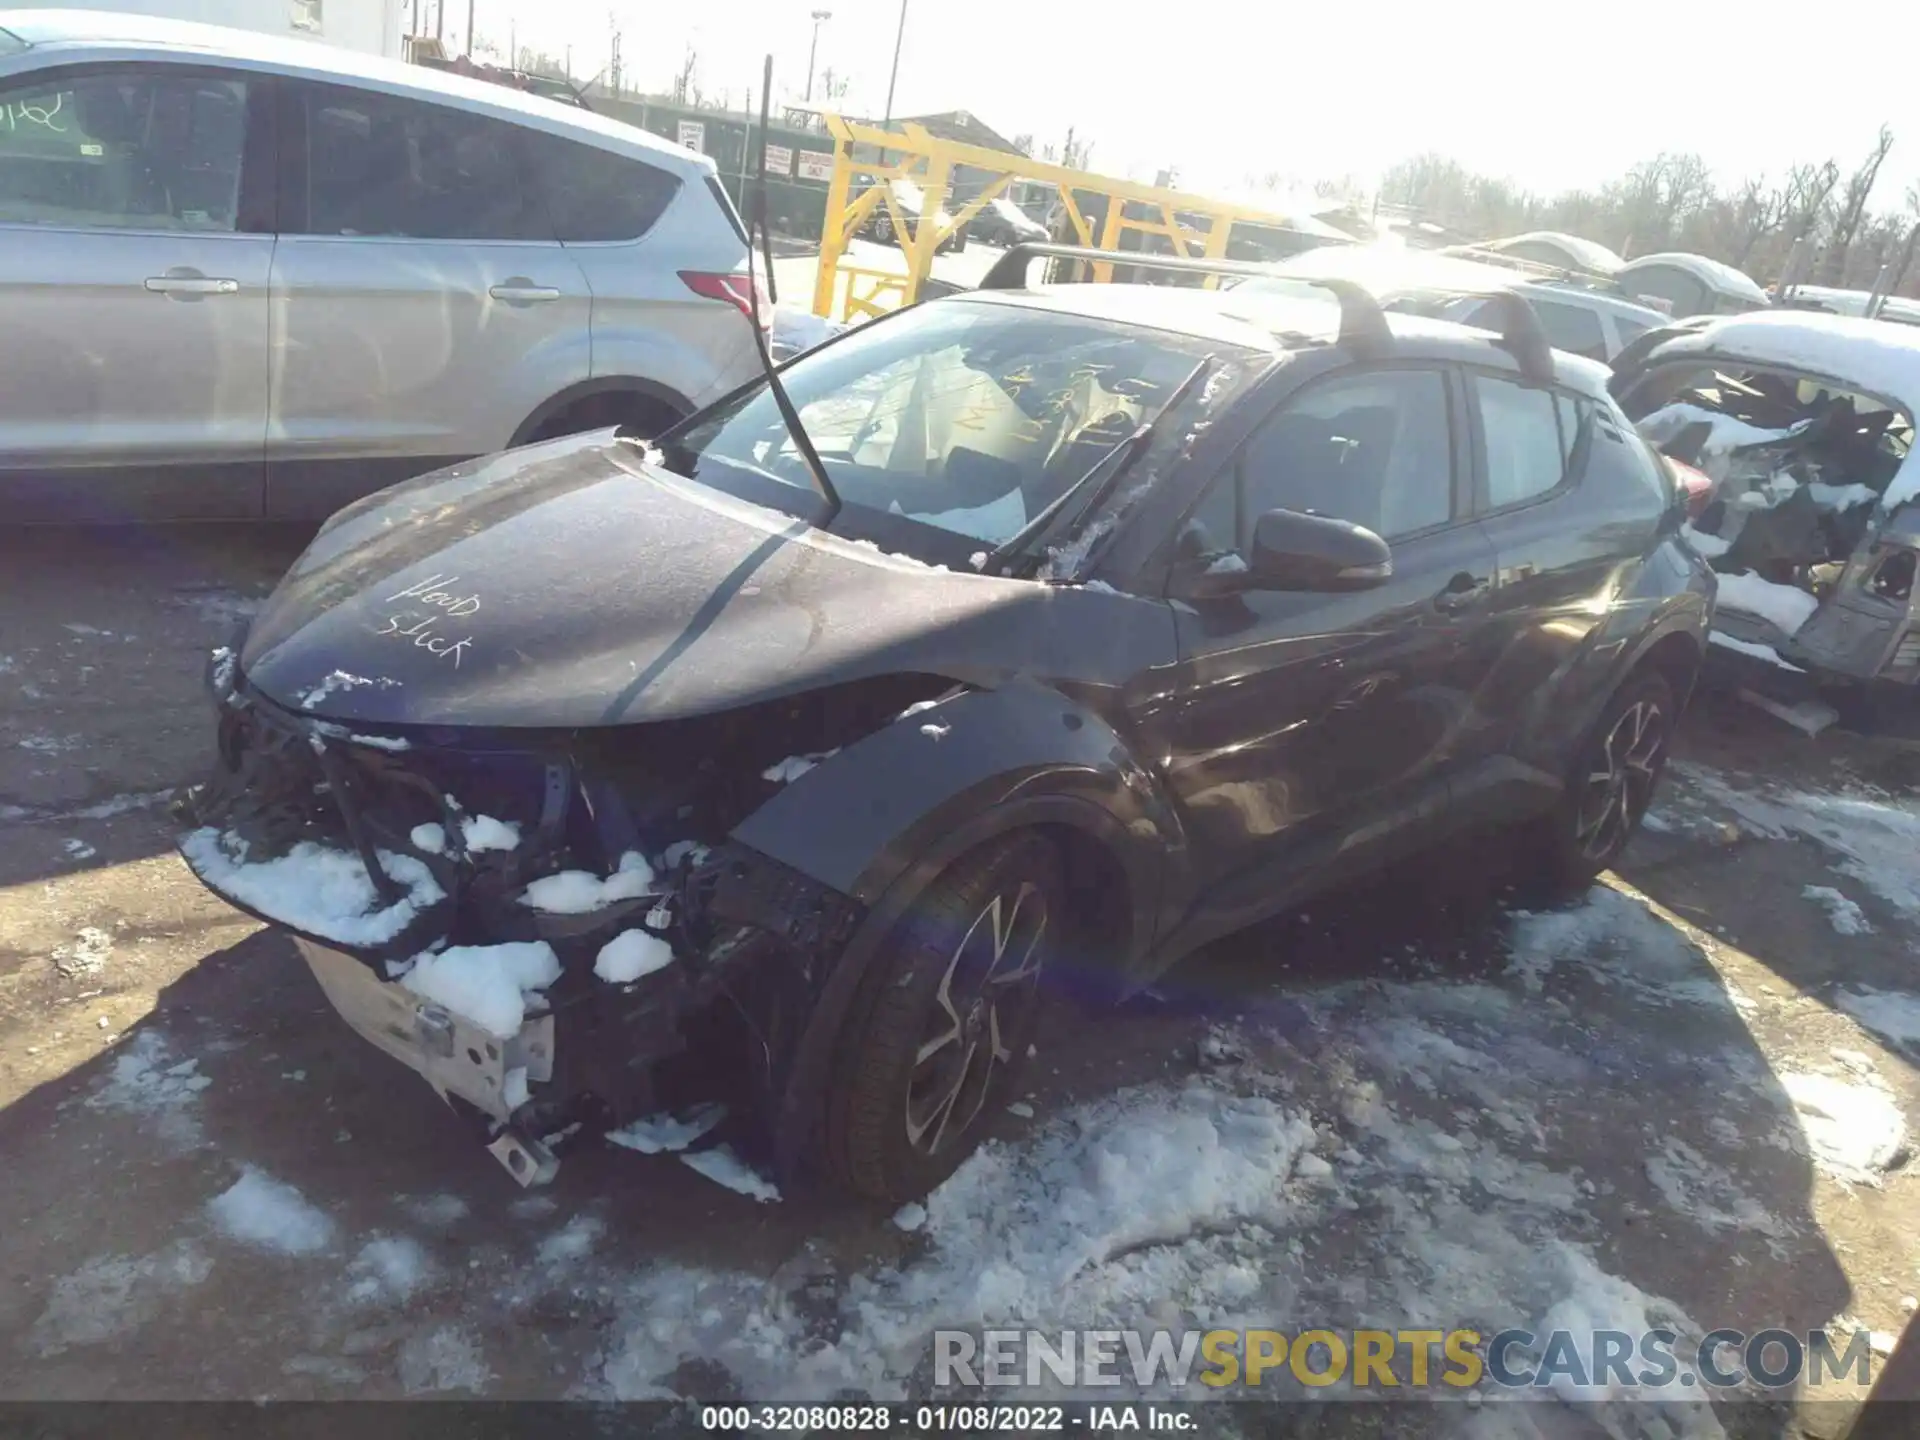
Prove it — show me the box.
[176,243,1709,1203]
[1610,312,1920,701]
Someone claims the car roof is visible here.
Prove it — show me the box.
[1617,252,1769,305]
[1643,309,1920,410]
[0,8,713,178]
[1522,283,1671,325]
[1485,230,1625,273]
[953,284,1615,400]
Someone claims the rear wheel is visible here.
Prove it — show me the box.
[824,833,1060,1203]
[1527,670,1676,893]
[524,391,681,445]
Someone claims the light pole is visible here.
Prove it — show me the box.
[882,0,907,125]
[805,10,830,102]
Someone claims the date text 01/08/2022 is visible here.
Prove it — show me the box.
[698,1405,1198,1432]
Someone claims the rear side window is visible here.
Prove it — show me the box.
[524,132,679,242]
[705,174,750,246]
[1586,401,1670,506]
[1613,313,1654,346]
[1531,299,1608,361]
[1476,375,1566,509]
[293,83,547,241]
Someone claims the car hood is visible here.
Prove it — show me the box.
[237,433,1144,729]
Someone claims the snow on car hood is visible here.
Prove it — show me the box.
[236,434,1146,729]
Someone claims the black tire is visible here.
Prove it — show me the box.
[824,832,1062,1203]
[526,391,680,445]
[1526,669,1677,893]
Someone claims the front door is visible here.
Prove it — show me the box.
[1156,363,1504,944]
[266,80,591,519]
[0,62,273,520]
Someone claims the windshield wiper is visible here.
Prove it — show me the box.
[984,353,1216,578]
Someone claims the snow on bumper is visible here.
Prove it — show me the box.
[295,937,560,1185]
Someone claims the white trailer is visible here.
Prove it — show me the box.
[23,0,405,58]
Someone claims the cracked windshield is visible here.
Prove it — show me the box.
[6,0,1920,1435]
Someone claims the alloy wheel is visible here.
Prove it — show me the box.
[904,881,1048,1156]
[1573,699,1667,863]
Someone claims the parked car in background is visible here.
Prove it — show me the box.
[176,247,1709,1202]
[1611,310,1920,693]
[861,178,967,253]
[1234,245,1670,362]
[0,9,765,523]
[1616,253,1769,319]
[967,195,1047,248]
[1474,230,1625,277]
[1774,284,1920,330]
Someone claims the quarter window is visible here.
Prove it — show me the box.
[1477,375,1567,509]
[296,84,546,241]
[523,132,679,242]
[0,68,250,231]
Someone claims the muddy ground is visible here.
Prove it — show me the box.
[2,525,1918,1438]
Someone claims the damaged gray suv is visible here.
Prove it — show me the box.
[1611,311,1920,696]
[177,249,1711,1203]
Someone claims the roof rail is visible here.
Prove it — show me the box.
[1462,290,1554,383]
[979,243,1391,356]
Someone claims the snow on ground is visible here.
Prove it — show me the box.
[397,1325,492,1394]
[207,1170,337,1256]
[51,925,113,978]
[536,1214,605,1267]
[1707,631,1805,671]
[26,1242,213,1356]
[83,1030,213,1149]
[180,829,444,946]
[679,1146,781,1204]
[1779,1070,1908,1187]
[399,941,561,1039]
[1837,989,1920,1053]
[520,853,654,914]
[605,1103,728,1155]
[1506,884,1717,1008]
[1667,763,1920,914]
[346,1236,434,1304]
[1804,885,1872,935]
[594,929,674,984]
[1713,570,1820,637]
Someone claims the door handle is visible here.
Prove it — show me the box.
[489,283,562,303]
[1432,573,1491,612]
[145,275,239,295]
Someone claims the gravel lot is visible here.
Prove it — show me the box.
[3,523,1918,1437]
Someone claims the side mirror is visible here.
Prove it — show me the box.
[1183,508,1392,597]
[1249,508,1392,591]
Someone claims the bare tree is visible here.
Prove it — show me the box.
[1819,125,1895,283]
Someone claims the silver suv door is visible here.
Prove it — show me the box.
[0,62,274,520]
[266,80,591,519]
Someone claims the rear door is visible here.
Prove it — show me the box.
[1462,369,1673,814]
[1155,362,1504,943]
[0,61,274,520]
[266,80,592,518]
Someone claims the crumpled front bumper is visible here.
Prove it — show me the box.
[296,937,561,1184]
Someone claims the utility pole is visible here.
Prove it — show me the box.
[883,0,907,125]
[806,10,830,102]
[433,0,443,42]
[464,0,474,55]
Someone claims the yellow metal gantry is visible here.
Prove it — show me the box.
[810,115,1329,322]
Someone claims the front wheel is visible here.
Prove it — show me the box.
[824,833,1061,1203]
[1526,669,1676,893]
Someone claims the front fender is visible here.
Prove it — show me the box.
[729,677,1177,930]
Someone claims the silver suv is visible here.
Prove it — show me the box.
[0,10,765,521]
